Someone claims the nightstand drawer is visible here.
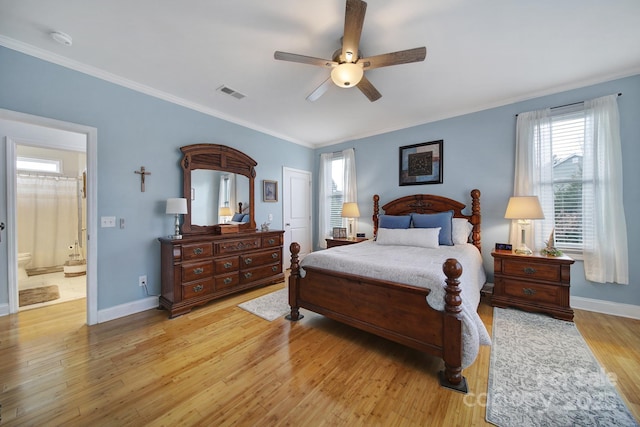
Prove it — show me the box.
[500,279,560,305]
[502,259,560,281]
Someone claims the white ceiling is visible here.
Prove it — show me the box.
[1,0,639,147]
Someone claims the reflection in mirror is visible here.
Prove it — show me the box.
[191,171,250,226]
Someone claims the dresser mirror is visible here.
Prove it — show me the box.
[180,143,256,234]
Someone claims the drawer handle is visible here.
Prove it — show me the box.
[244,272,253,279]
[523,267,537,275]
[271,252,278,259]
[268,238,275,245]
[193,284,204,292]
[223,262,233,269]
[244,258,253,265]
[523,288,537,296]
[271,266,278,272]
[193,247,203,255]
[193,267,204,275]
[223,277,232,285]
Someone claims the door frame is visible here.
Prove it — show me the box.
[282,166,312,269]
[2,109,98,325]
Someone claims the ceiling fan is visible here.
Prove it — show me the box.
[274,0,426,102]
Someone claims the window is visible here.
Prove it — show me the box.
[17,156,61,174]
[329,154,345,229]
[319,148,357,247]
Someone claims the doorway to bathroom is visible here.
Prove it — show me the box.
[1,109,98,324]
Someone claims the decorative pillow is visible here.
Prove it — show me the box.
[376,227,440,248]
[452,218,473,245]
[411,211,454,246]
[378,214,411,229]
[231,213,245,222]
[241,214,250,223]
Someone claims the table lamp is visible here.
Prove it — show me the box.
[504,196,545,255]
[341,202,360,240]
[219,206,233,223]
[166,198,188,239]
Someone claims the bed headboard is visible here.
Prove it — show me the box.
[372,189,481,252]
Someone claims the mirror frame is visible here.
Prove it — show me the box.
[180,143,256,234]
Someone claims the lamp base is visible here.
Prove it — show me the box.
[168,234,183,240]
[514,245,533,255]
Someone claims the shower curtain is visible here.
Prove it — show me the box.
[17,175,81,269]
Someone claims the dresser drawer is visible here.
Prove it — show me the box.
[501,259,561,282]
[182,278,214,299]
[216,238,261,255]
[240,262,282,284]
[214,256,239,273]
[215,273,240,291]
[262,235,282,248]
[182,242,213,261]
[182,261,214,283]
[240,248,281,268]
[500,278,561,305]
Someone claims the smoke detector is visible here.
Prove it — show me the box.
[50,31,73,46]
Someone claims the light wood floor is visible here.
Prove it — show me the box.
[1,283,638,426]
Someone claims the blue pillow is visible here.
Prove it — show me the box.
[231,213,245,222]
[411,211,454,246]
[241,214,249,223]
[378,214,411,229]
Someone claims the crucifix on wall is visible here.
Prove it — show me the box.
[134,166,151,192]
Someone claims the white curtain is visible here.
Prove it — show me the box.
[318,148,358,248]
[218,173,235,213]
[513,94,628,284]
[582,95,628,284]
[17,175,80,268]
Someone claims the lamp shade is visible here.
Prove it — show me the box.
[341,202,361,218]
[331,63,364,88]
[504,196,544,220]
[166,198,188,215]
[219,206,233,217]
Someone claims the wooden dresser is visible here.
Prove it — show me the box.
[159,230,284,318]
[491,249,575,321]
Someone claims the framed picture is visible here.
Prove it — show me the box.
[332,227,347,238]
[263,180,278,202]
[399,140,443,186]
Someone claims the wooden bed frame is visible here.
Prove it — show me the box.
[287,189,481,393]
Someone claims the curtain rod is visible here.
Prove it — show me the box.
[515,92,622,117]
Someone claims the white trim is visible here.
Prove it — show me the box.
[572,296,640,320]
[97,296,159,324]
[1,109,98,325]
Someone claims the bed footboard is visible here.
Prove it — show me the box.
[287,242,468,393]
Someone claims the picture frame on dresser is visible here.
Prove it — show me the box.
[399,140,443,186]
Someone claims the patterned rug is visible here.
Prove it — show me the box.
[487,308,638,426]
[19,285,60,307]
[238,288,289,321]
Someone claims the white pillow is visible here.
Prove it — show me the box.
[376,227,440,248]
[452,218,473,245]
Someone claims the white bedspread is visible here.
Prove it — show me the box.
[300,241,491,368]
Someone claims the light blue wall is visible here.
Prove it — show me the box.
[0,46,314,310]
[316,74,640,306]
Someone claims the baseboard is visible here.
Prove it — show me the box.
[97,296,159,323]
[572,296,640,320]
[0,303,9,317]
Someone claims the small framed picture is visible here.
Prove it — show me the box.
[333,227,341,238]
[263,180,278,202]
[339,227,347,238]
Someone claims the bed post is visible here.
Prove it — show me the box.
[470,189,481,252]
[372,194,380,237]
[285,242,304,321]
[438,258,468,393]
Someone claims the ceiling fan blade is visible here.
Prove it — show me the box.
[341,0,367,62]
[306,77,333,102]
[357,75,382,102]
[360,47,427,70]
[274,51,336,68]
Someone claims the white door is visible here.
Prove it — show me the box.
[282,167,312,269]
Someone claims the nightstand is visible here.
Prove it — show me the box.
[491,250,575,321]
[325,237,368,248]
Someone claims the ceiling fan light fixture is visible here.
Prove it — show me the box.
[331,63,363,88]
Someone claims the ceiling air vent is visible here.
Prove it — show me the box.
[217,85,246,100]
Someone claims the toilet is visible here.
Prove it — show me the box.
[17,252,31,281]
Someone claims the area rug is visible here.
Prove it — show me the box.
[19,285,60,307]
[487,308,638,426]
[238,288,289,321]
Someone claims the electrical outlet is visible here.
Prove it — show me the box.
[139,275,147,287]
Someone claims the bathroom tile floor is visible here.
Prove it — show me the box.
[19,272,86,311]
